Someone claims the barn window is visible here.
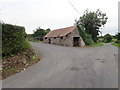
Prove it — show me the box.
[61,37,63,39]
[45,37,47,39]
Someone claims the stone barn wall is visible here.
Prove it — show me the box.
[44,28,85,47]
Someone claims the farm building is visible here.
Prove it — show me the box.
[44,26,85,47]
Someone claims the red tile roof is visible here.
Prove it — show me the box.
[44,26,76,37]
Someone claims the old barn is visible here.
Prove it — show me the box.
[44,26,85,47]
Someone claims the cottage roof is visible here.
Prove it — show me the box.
[44,26,76,37]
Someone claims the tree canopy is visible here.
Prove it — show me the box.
[33,27,50,41]
[76,9,108,42]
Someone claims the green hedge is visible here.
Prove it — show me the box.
[77,26,94,45]
[115,40,120,43]
[104,34,112,43]
[2,23,27,57]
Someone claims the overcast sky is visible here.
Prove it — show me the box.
[0,0,119,35]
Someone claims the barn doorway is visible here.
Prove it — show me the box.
[48,39,51,44]
[73,37,80,47]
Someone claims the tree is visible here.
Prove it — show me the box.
[33,27,50,41]
[104,34,112,43]
[115,33,120,40]
[45,28,51,34]
[76,9,108,42]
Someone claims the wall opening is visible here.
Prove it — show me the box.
[73,37,80,47]
[60,37,63,39]
[49,39,51,44]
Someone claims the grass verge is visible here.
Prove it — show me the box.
[34,41,44,43]
[90,42,105,47]
[28,39,44,43]
[2,40,41,79]
[111,43,120,48]
[2,49,40,79]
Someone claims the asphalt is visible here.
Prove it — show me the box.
[2,42,118,88]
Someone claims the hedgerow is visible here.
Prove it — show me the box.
[77,26,94,45]
[2,23,27,57]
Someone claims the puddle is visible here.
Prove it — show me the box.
[70,67,81,71]
[70,66,88,71]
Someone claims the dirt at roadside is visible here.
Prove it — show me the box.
[2,49,40,79]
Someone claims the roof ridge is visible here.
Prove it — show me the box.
[52,26,76,31]
[44,26,76,37]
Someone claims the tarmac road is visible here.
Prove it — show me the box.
[2,42,118,88]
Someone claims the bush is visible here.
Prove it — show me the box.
[115,33,120,40]
[97,36,104,42]
[115,40,120,43]
[104,34,112,43]
[2,23,27,57]
[77,26,94,45]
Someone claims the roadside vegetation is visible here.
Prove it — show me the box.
[95,33,120,48]
[111,33,120,48]
[103,34,112,43]
[112,43,120,48]
[2,23,40,79]
[27,34,44,43]
[75,9,108,46]
[33,41,44,43]
[27,27,50,42]
[90,42,104,47]
[75,9,119,48]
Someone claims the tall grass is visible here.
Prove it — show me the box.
[22,39,32,49]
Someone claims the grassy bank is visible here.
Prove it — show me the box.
[111,43,120,48]
[2,24,41,79]
[2,40,41,79]
[90,42,104,47]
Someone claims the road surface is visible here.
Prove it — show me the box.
[2,42,118,88]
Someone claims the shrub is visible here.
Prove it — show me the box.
[2,23,27,57]
[115,33,120,40]
[104,34,112,43]
[97,36,104,42]
[77,26,94,45]
[115,40,120,43]
[85,34,94,45]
